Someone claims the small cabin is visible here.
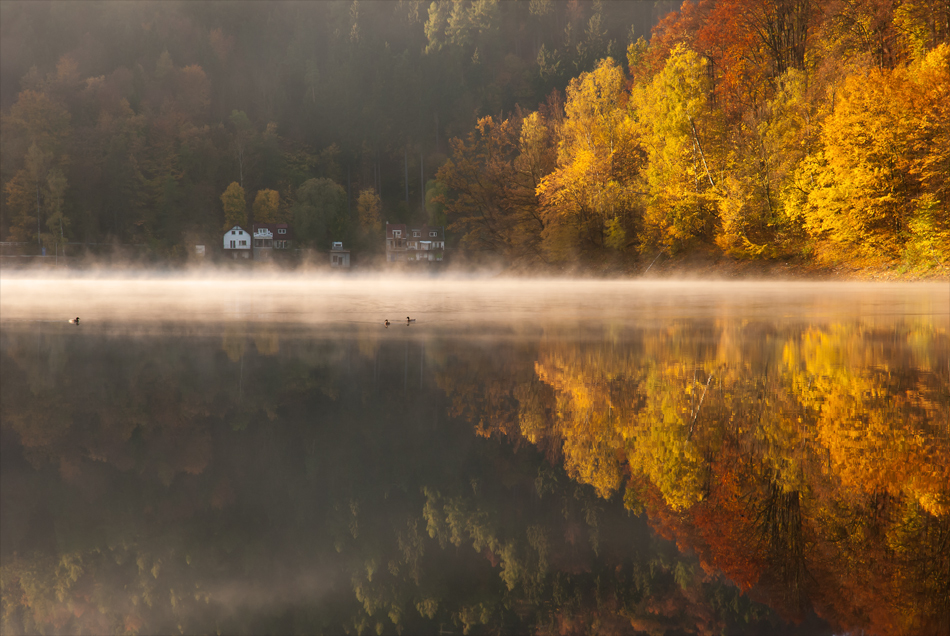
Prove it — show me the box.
[330,241,350,268]
[223,226,251,258]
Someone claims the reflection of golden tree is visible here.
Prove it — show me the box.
[533,344,634,499]
[446,320,950,634]
[784,324,950,516]
[253,330,280,356]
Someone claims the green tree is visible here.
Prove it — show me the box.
[424,180,448,227]
[221,182,246,230]
[293,177,348,248]
[230,110,254,189]
[43,167,69,260]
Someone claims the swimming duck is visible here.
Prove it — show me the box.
[406,316,416,324]
[68,317,80,324]
[384,320,390,327]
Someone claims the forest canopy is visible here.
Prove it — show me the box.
[1,0,948,271]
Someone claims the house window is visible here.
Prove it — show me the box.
[430,231,438,237]
[231,230,236,235]
[413,231,420,237]
[278,229,286,234]
[240,240,246,246]
[230,240,235,248]
[393,230,401,237]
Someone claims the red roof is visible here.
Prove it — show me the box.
[386,223,407,239]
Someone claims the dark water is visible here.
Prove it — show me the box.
[1,279,948,635]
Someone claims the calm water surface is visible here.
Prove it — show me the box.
[1,277,948,635]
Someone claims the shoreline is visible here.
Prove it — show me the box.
[1,251,948,283]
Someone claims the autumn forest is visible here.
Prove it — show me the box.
[2,0,948,272]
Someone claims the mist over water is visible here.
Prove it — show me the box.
[3,273,946,328]
[1,273,948,635]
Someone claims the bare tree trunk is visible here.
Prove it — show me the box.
[688,115,716,189]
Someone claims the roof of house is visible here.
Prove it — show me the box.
[225,225,249,235]
[418,225,444,240]
[387,223,443,240]
[386,223,407,239]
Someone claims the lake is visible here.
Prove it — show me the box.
[1,276,948,635]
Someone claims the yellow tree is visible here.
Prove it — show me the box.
[537,58,643,261]
[220,182,246,230]
[356,189,382,233]
[252,189,279,224]
[790,44,950,266]
[716,68,824,257]
[632,44,720,253]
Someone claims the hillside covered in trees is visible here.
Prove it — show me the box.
[1,1,948,274]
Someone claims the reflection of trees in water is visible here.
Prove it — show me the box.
[441,320,950,635]
[1,326,797,635]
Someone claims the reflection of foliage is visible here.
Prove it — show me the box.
[784,324,950,516]
[457,319,950,635]
[1,325,790,636]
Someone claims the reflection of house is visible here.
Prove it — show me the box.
[223,226,251,258]
[252,223,294,259]
[385,223,444,262]
[330,241,350,268]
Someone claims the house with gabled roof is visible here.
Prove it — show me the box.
[223,226,251,258]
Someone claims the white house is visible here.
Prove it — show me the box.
[223,226,251,258]
[330,241,350,268]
